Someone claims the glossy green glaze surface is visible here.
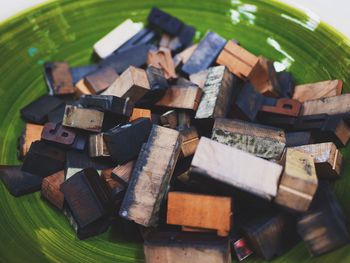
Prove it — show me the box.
[0,0,349,262]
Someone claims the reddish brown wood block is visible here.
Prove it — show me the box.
[260,98,301,117]
[41,170,65,210]
[129,108,151,122]
[147,47,177,79]
[156,86,203,110]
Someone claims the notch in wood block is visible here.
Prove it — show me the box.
[62,105,104,133]
[103,66,150,103]
[84,67,119,94]
[290,142,343,179]
[60,168,112,228]
[248,57,281,97]
[78,94,134,117]
[41,170,65,209]
[301,93,350,116]
[160,110,178,129]
[173,44,198,68]
[179,127,199,158]
[156,85,203,110]
[21,141,65,178]
[129,108,151,122]
[17,123,44,160]
[144,231,231,263]
[89,133,110,157]
[212,118,286,160]
[195,66,236,119]
[297,181,349,256]
[93,19,142,59]
[293,80,343,103]
[275,149,318,212]
[111,160,135,186]
[191,137,283,199]
[119,126,182,226]
[216,41,259,79]
[44,62,75,95]
[260,98,302,117]
[0,166,42,197]
[277,72,295,98]
[20,95,64,124]
[182,32,226,75]
[147,48,176,79]
[104,118,152,164]
[167,192,232,237]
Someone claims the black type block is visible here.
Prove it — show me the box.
[298,181,349,256]
[147,7,184,36]
[70,64,99,84]
[60,168,112,228]
[114,28,157,54]
[21,141,66,178]
[182,32,226,75]
[178,25,196,48]
[241,213,299,260]
[20,95,64,124]
[285,131,314,147]
[277,72,295,98]
[104,118,152,164]
[0,166,42,197]
[47,103,67,124]
[99,43,153,74]
[78,95,134,117]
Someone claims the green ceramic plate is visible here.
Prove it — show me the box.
[0,0,349,262]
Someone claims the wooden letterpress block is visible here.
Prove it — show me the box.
[144,232,231,263]
[277,72,295,98]
[233,82,264,121]
[0,166,42,197]
[147,7,184,35]
[21,141,65,178]
[104,118,152,164]
[195,66,236,119]
[20,95,64,124]
[182,32,226,75]
[17,123,44,160]
[160,110,178,129]
[297,181,349,256]
[75,79,92,97]
[212,118,286,160]
[47,104,66,124]
[301,93,350,116]
[93,19,142,59]
[178,24,196,48]
[99,43,152,74]
[285,131,313,147]
[179,127,199,158]
[216,41,259,79]
[100,169,125,204]
[275,149,318,212]
[178,110,192,129]
[44,62,75,95]
[191,137,283,199]
[241,213,299,260]
[129,108,151,122]
[119,126,182,226]
[62,105,104,133]
[103,66,150,103]
[112,160,135,186]
[167,192,232,236]
[78,95,134,117]
[84,67,119,93]
[147,48,176,79]
[41,170,65,209]
[70,64,98,85]
[60,168,112,228]
[89,133,110,157]
[173,44,198,68]
[190,69,209,89]
[260,98,302,117]
[114,28,156,54]
[293,79,343,103]
[155,86,203,110]
[291,142,343,179]
[248,57,281,97]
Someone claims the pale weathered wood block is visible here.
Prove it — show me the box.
[301,94,350,116]
[275,149,318,212]
[191,137,283,199]
[89,133,110,157]
[212,118,286,160]
[156,86,202,110]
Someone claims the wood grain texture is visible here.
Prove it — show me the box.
[275,149,318,212]
[129,108,151,122]
[45,62,75,95]
[41,170,65,210]
[180,127,199,158]
[84,67,119,93]
[191,137,283,199]
[75,79,92,97]
[62,105,104,133]
[112,160,135,185]
[156,86,202,110]
[195,66,234,119]
[18,123,43,159]
[119,126,182,227]
[293,80,343,103]
[290,142,343,179]
[212,118,285,160]
[301,94,350,116]
[167,192,232,236]
[103,66,150,102]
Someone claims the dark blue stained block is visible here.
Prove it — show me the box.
[148,7,183,36]
[70,64,99,85]
[277,72,295,98]
[114,28,157,54]
[182,32,226,75]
